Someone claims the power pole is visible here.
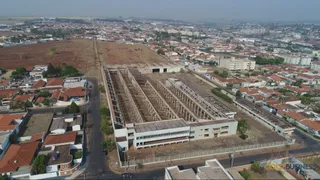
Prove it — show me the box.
[230,153,234,168]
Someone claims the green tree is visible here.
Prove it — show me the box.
[251,161,266,174]
[100,106,110,116]
[46,63,58,77]
[0,174,9,180]
[31,154,47,175]
[239,169,251,180]
[43,99,51,106]
[60,65,80,77]
[38,91,50,98]
[237,120,248,134]
[50,47,56,55]
[16,67,26,75]
[236,90,242,98]
[101,138,116,152]
[235,45,244,52]
[220,71,229,78]
[157,49,165,55]
[68,102,80,113]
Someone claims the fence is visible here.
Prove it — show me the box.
[121,139,294,167]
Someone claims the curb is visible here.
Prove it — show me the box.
[108,163,123,175]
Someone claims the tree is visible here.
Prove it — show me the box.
[24,100,33,111]
[50,47,56,55]
[100,106,110,116]
[220,70,229,78]
[0,174,8,180]
[236,90,242,98]
[43,98,51,106]
[68,102,80,113]
[32,154,47,175]
[38,91,50,98]
[101,138,116,152]
[157,49,165,55]
[60,65,80,77]
[46,63,58,77]
[251,161,266,174]
[293,79,303,87]
[226,83,233,89]
[237,120,249,140]
[235,45,244,52]
[239,169,251,180]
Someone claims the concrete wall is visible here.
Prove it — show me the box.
[29,172,58,179]
[55,98,86,107]
[46,164,59,173]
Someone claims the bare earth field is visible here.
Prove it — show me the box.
[0,31,25,37]
[98,41,168,65]
[0,39,96,73]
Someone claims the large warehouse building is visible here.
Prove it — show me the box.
[104,65,238,151]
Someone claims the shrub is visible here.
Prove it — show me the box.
[73,151,83,159]
[211,88,233,103]
[100,106,110,116]
[32,154,47,175]
[239,169,251,180]
[99,84,106,93]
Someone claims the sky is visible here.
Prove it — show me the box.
[1,0,319,22]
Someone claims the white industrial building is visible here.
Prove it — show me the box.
[218,57,256,71]
[165,159,233,180]
[280,55,312,66]
[311,61,320,71]
[105,66,238,151]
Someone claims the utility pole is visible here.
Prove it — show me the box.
[230,153,234,168]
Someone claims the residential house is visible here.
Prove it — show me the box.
[0,114,25,154]
[296,73,319,85]
[268,75,286,86]
[283,111,307,123]
[0,89,20,106]
[42,131,83,176]
[13,94,34,105]
[0,141,39,175]
[29,70,43,80]
[63,77,86,88]
[45,78,64,91]
[32,80,46,89]
[239,87,259,98]
[299,120,320,137]
[208,73,228,87]
[0,80,9,90]
[51,87,86,106]
[50,114,83,134]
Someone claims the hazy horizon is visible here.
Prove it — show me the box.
[1,0,320,22]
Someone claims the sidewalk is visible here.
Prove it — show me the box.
[108,143,302,174]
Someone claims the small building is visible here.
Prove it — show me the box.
[45,78,64,90]
[165,159,233,180]
[50,114,83,134]
[32,80,46,89]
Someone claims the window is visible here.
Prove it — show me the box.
[204,128,209,132]
[204,134,209,137]
[213,128,220,131]
[190,131,195,134]
[220,131,228,134]
[128,133,134,136]
[221,126,229,129]
[214,133,218,137]
[189,136,194,139]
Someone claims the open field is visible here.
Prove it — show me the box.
[0,39,96,73]
[0,31,25,37]
[0,17,37,24]
[98,41,168,65]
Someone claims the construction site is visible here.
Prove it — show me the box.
[103,64,291,165]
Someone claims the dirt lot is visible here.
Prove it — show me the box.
[98,41,167,65]
[0,39,96,73]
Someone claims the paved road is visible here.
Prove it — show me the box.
[85,78,108,175]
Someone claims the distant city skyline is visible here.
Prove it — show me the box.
[1,0,320,22]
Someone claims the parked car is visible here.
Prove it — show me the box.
[122,173,134,179]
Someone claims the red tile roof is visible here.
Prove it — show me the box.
[273,104,289,111]
[300,120,320,131]
[0,89,20,99]
[31,133,43,142]
[269,75,283,82]
[14,94,34,103]
[266,100,281,106]
[253,95,265,101]
[0,80,9,86]
[210,73,227,82]
[43,132,77,146]
[0,141,39,173]
[286,112,306,121]
[46,78,64,87]
[36,97,45,104]
[0,114,24,131]
[64,87,86,97]
[32,80,46,89]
